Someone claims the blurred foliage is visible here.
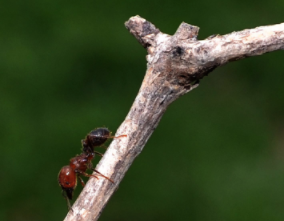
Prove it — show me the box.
[1,0,284,220]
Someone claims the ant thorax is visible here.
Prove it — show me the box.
[70,153,94,172]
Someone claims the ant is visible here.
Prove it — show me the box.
[58,127,127,210]
[58,152,113,211]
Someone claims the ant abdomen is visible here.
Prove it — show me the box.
[82,127,127,154]
[82,127,111,153]
[88,127,110,147]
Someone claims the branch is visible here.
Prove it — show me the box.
[64,16,284,221]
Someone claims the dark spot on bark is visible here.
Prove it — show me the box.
[177,73,195,88]
[202,64,218,76]
[114,160,124,171]
[142,21,159,37]
[172,46,185,58]
[144,43,151,48]
[184,85,191,90]
[190,74,197,81]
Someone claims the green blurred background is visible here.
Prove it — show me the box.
[1,0,284,220]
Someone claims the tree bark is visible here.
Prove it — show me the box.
[64,16,284,221]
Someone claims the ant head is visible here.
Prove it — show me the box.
[62,187,74,200]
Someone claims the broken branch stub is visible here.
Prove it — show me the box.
[125,16,284,102]
[64,16,284,221]
[125,16,201,108]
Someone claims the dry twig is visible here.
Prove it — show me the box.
[64,16,284,221]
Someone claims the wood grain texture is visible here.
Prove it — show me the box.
[64,16,284,221]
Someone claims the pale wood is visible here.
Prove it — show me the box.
[64,16,284,221]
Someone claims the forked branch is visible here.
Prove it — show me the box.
[64,16,284,221]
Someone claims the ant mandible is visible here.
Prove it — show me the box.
[58,127,127,210]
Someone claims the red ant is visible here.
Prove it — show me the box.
[58,127,127,210]
[58,152,113,210]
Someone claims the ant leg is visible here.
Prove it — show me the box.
[106,134,127,139]
[94,151,103,157]
[62,191,73,212]
[78,176,85,187]
[78,171,100,180]
[79,170,114,183]
[100,145,107,149]
[91,169,114,183]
